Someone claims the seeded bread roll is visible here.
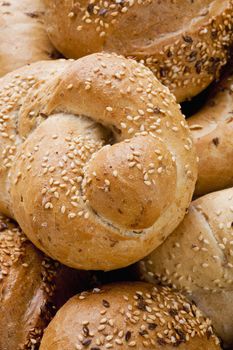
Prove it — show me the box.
[139,187,233,347]
[40,282,220,350]
[188,68,233,196]
[0,53,197,270]
[0,214,91,350]
[43,0,233,102]
[0,0,57,77]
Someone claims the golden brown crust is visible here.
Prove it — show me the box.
[0,53,197,270]
[0,0,58,77]
[40,282,220,350]
[139,187,233,346]
[85,135,177,229]
[0,59,71,217]
[43,0,233,101]
[188,68,233,197]
[0,214,91,350]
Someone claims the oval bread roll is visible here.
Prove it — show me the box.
[43,0,233,101]
[40,282,220,350]
[139,187,233,346]
[188,69,233,196]
[0,0,57,77]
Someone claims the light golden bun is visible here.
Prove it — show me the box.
[0,0,57,77]
[188,68,233,196]
[43,0,233,102]
[0,53,197,270]
[139,187,233,347]
[0,214,91,350]
[40,282,220,350]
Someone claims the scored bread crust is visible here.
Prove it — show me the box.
[0,0,57,77]
[188,68,233,197]
[40,282,220,350]
[139,187,233,346]
[0,53,197,270]
[0,214,90,350]
[43,0,233,102]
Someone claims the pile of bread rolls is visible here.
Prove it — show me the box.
[0,0,232,349]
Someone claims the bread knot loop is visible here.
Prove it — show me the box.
[83,135,177,230]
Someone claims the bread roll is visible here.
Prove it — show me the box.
[43,0,233,102]
[0,0,57,77]
[187,68,233,196]
[0,53,197,270]
[0,214,91,350]
[40,282,220,350]
[139,187,233,346]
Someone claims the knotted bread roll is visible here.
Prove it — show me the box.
[188,69,233,197]
[43,0,233,102]
[0,214,90,350]
[139,187,233,346]
[0,0,57,77]
[0,53,197,270]
[40,282,220,350]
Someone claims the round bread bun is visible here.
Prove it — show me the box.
[40,282,220,350]
[0,0,58,77]
[43,0,233,102]
[138,187,233,347]
[187,67,233,197]
[0,214,91,350]
[0,53,197,271]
